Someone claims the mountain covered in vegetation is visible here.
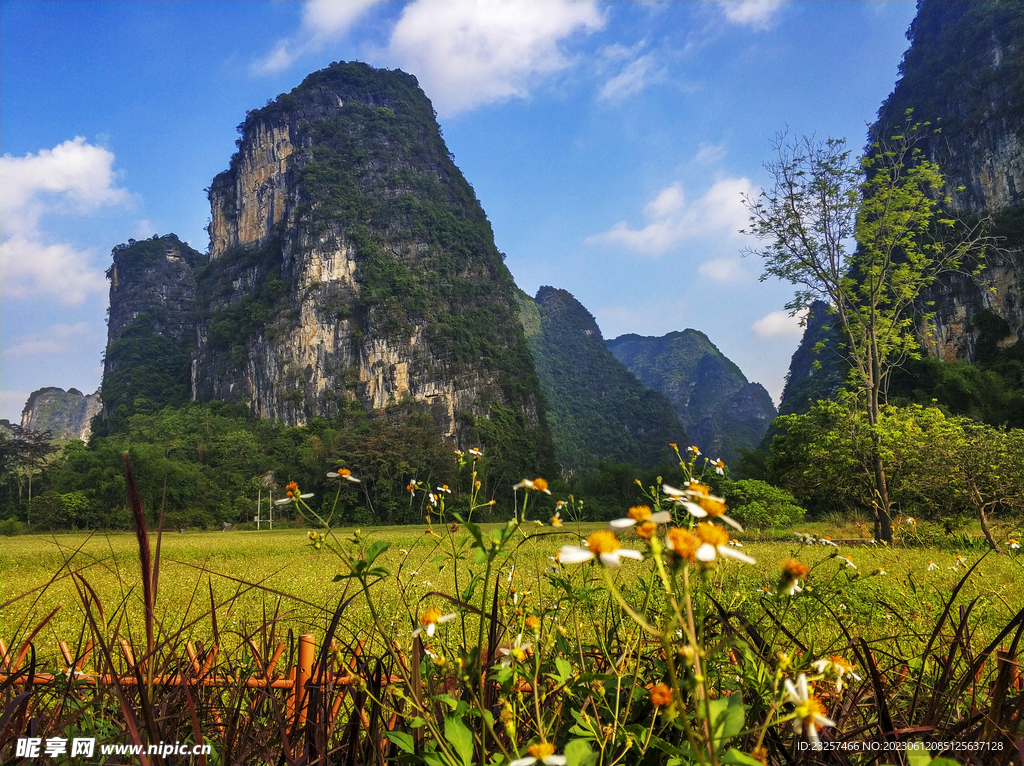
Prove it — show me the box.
[606,331,776,465]
[516,287,685,474]
[98,62,555,480]
[20,387,101,442]
[778,0,1023,424]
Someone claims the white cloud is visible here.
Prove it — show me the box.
[599,52,660,102]
[1,137,127,237]
[254,0,604,116]
[752,309,808,338]
[588,176,753,256]
[384,0,605,116]
[252,0,383,74]
[697,258,747,283]
[717,0,783,30]
[692,141,726,165]
[6,322,94,358]
[0,138,125,305]
[0,236,108,305]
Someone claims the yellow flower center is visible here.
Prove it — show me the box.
[688,481,710,497]
[533,477,548,492]
[649,682,673,706]
[782,559,810,578]
[528,742,556,759]
[587,530,621,555]
[513,648,527,662]
[636,521,657,539]
[799,694,827,726]
[286,481,299,492]
[628,505,653,522]
[696,522,729,547]
[830,655,854,674]
[699,496,727,516]
[525,615,541,630]
[420,608,441,626]
[666,527,699,559]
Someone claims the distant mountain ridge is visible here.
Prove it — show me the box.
[607,330,777,465]
[516,287,685,474]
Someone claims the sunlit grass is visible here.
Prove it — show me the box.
[4,521,1020,669]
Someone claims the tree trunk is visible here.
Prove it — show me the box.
[866,366,894,544]
[978,506,1002,552]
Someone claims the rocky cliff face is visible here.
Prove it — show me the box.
[877,0,1023,362]
[101,62,552,465]
[20,387,101,441]
[97,234,206,434]
[606,331,777,465]
[779,0,1023,417]
[517,287,685,474]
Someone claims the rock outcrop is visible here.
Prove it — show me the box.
[876,0,1024,362]
[20,387,101,442]
[779,0,1023,416]
[97,234,205,435]
[100,62,554,470]
[517,287,685,474]
[607,331,777,465]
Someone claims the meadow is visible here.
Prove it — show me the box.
[3,522,1021,664]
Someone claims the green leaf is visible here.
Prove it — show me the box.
[721,748,767,766]
[443,714,475,766]
[708,694,746,745]
[554,658,573,683]
[434,693,460,710]
[906,742,933,766]
[365,540,390,566]
[564,738,598,766]
[385,730,416,755]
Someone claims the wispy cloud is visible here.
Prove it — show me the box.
[752,309,807,338]
[588,177,753,257]
[597,41,662,102]
[717,0,784,30]
[251,0,383,74]
[698,258,748,283]
[0,137,125,305]
[6,322,94,358]
[692,141,727,165]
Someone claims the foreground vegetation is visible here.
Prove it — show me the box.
[2,451,1020,765]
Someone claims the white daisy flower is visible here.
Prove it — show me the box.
[785,674,836,746]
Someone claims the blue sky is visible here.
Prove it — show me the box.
[0,0,920,424]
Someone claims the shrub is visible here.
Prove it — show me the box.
[720,478,806,528]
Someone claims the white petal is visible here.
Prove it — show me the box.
[437,613,458,624]
[543,757,567,766]
[274,498,292,505]
[719,546,756,565]
[696,543,717,562]
[662,484,685,498]
[426,623,437,637]
[681,501,708,518]
[299,493,314,499]
[784,678,800,705]
[326,472,339,477]
[719,515,744,531]
[617,548,643,561]
[558,546,595,565]
[609,518,636,529]
[649,511,673,524]
[509,758,538,766]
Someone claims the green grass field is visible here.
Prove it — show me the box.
[3,521,1021,669]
